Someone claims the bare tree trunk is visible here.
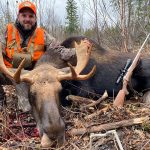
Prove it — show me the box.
[126,0,133,51]
[93,0,101,45]
[78,0,86,33]
[120,0,128,52]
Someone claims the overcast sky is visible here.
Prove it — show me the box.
[48,0,88,26]
[55,0,67,16]
[4,0,87,26]
[1,0,115,28]
[7,0,68,19]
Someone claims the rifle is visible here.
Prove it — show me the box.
[115,59,132,85]
[113,33,150,108]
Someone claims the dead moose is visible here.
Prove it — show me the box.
[0,40,96,147]
[0,36,150,147]
[60,36,150,103]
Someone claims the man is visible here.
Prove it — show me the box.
[2,1,75,70]
[0,1,76,110]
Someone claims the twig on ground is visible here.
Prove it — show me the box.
[0,123,23,141]
[84,104,111,120]
[70,142,80,150]
[140,140,150,150]
[80,90,108,110]
[66,95,95,104]
[69,116,149,135]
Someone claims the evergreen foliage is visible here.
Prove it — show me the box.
[65,0,79,36]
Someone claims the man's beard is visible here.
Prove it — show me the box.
[15,19,37,41]
[15,19,37,31]
[23,23,33,30]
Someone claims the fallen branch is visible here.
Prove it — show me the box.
[70,142,80,150]
[80,90,108,110]
[0,147,9,150]
[66,95,95,104]
[9,123,36,128]
[69,116,149,135]
[84,104,111,120]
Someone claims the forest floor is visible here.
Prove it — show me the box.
[0,85,150,150]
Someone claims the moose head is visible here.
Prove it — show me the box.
[0,40,96,147]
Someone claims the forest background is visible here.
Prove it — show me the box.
[0,0,150,52]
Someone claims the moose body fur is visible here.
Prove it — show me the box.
[61,37,150,100]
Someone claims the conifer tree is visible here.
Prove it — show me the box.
[65,0,79,36]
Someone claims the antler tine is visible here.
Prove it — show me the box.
[74,40,91,74]
[58,39,96,81]
[10,58,33,84]
[13,58,26,83]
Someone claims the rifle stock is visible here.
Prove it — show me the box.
[113,33,150,108]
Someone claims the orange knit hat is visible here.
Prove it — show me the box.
[19,1,36,15]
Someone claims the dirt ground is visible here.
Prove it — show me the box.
[0,85,150,150]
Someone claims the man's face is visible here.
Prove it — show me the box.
[17,8,36,30]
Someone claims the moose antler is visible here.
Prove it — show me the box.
[0,43,26,83]
[57,40,96,81]
[0,40,96,84]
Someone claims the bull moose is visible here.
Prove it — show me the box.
[0,36,150,147]
[0,39,95,147]
[61,36,150,102]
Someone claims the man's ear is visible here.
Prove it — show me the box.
[17,14,19,20]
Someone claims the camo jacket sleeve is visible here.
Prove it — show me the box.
[0,29,7,55]
[1,29,76,63]
[44,31,76,62]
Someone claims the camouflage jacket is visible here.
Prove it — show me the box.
[0,24,76,68]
